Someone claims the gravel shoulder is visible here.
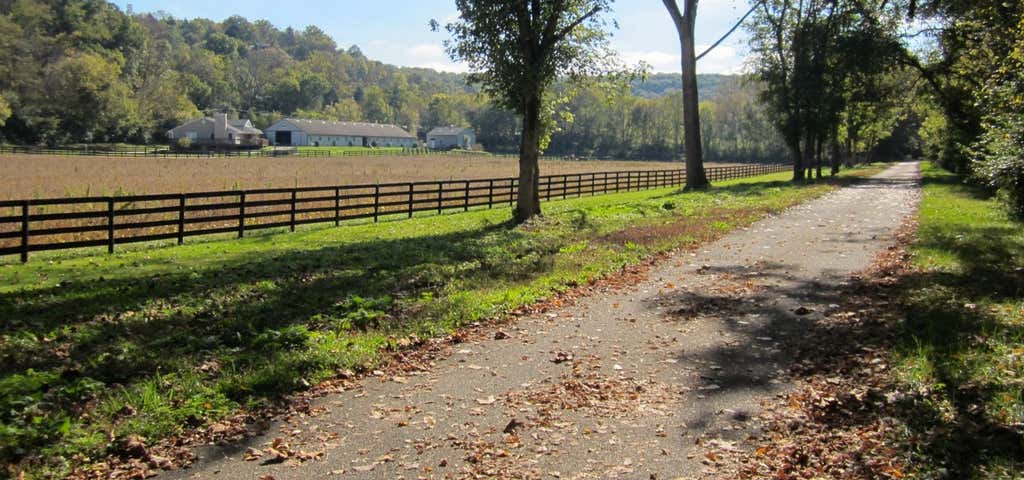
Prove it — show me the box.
[165,162,921,480]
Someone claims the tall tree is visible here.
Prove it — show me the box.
[439,0,616,223]
[662,0,709,189]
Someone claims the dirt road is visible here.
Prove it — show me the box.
[165,162,921,480]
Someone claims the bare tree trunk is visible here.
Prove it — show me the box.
[791,139,805,181]
[664,0,708,190]
[815,136,823,179]
[515,92,542,223]
[801,132,815,181]
[830,125,841,176]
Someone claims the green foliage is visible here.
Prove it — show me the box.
[906,0,1024,215]
[440,0,616,116]
[0,94,9,127]
[747,0,908,176]
[970,18,1024,217]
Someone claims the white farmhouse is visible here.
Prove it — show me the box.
[264,118,417,148]
[167,113,263,148]
[427,126,476,149]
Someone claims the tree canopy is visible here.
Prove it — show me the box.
[441,0,618,222]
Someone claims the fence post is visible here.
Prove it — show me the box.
[373,186,380,223]
[488,179,494,209]
[177,195,185,245]
[510,178,516,207]
[20,201,28,263]
[407,183,414,218]
[107,198,115,254]
[238,192,246,238]
[562,176,568,200]
[464,181,470,211]
[337,187,343,226]
[626,172,632,191]
[437,182,444,214]
[290,190,297,232]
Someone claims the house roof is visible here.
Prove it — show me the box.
[273,119,416,139]
[428,126,473,136]
[168,117,262,136]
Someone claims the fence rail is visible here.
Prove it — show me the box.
[0,163,791,262]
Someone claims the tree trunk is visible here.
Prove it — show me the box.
[791,139,805,181]
[815,137,823,179]
[830,125,841,176]
[515,91,542,224]
[801,132,815,181]
[664,0,708,189]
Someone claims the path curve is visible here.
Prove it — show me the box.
[166,162,921,480]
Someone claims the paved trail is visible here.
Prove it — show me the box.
[167,162,921,480]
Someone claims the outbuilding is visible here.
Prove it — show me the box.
[427,126,476,149]
[167,113,263,149]
[264,118,417,148]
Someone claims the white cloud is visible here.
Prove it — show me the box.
[408,43,445,57]
[413,61,470,73]
[404,43,468,73]
[618,43,747,75]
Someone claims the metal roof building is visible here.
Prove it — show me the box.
[264,118,417,148]
[426,126,476,149]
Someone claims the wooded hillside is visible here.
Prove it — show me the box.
[0,0,785,161]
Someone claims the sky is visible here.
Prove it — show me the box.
[111,0,754,74]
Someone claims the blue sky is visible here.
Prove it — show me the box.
[112,0,753,74]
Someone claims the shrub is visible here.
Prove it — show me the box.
[973,113,1024,217]
[176,137,192,150]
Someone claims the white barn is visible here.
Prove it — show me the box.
[427,126,476,149]
[264,118,417,148]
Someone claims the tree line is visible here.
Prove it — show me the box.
[0,0,786,163]
[744,0,1024,216]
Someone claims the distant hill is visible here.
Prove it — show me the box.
[632,73,735,100]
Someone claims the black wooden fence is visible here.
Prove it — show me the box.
[0,163,790,262]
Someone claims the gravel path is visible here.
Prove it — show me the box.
[166,162,921,480]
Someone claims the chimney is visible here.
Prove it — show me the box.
[214,113,228,142]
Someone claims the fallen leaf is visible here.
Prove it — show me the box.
[551,351,574,364]
[244,448,264,461]
[503,418,523,434]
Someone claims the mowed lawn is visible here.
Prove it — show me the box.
[892,162,1024,477]
[0,167,877,478]
[0,154,688,201]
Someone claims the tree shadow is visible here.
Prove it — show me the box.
[0,217,580,463]
[640,214,1024,477]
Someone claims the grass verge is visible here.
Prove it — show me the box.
[893,162,1024,478]
[0,166,877,478]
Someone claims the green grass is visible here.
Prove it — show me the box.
[0,167,877,478]
[283,146,411,154]
[893,162,1024,478]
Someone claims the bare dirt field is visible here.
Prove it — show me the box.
[0,154,711,200]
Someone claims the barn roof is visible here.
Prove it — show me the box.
[428,126,473,136]
[167,117,262,136]
[274,119,416,139]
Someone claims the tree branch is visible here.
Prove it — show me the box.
[696,0,763,62]
[551,5,603,44]
[662,0,684,27]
